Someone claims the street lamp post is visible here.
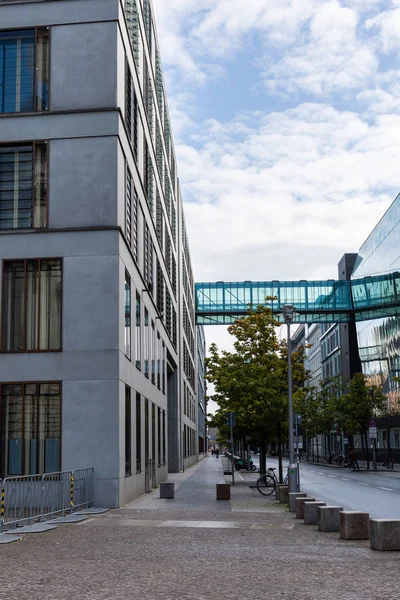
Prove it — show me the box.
[282,304,299,494]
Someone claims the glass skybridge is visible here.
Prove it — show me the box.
[195,271,400,325]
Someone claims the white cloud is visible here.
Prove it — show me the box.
[176,104,398,284]
[263,1,378,95]
[365,6,400,53]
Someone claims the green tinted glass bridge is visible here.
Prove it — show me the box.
[195,272,400,325]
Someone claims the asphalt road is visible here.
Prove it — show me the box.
[261,456,400,518]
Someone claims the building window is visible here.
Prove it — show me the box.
[0,382,61,477]
[157,407,161,467]
[0,142,47,230]
[144,223,153,294]
[2,259,62,352]
[151,402,155,468]
[151,320,155,384]
[125,62,138,160]
[125,167,132,246]
[125,271,131,359]
[125,0,140,69]
[132,186,139,264]
[162,409,166,465]
[0,28,49,114]
[144,307,149,377]
[157,331,161,389]
[156,260,164,319]
[125,386,132,476]
[135,292,141,369]
[136,392,141,472]
[162,342,166,394]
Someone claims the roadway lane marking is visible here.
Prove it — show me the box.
[318,472,325,475]
[378,486,394,491]
[340,478,350,481]
[357,482,370,486]
[328,475,337,478]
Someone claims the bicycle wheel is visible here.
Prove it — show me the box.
[256,474,276,496]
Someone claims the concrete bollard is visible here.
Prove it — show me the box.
[289,492,307,513]
[160,482,175,499]
[296,497,316,519]
[304,502,326,525]
[370,519,400,550]
[278,486,289,505]
[275,484,288,501]
[340,512,370,540]
[216,483,231,500]
[318,506,343,532]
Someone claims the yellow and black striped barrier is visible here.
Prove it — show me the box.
[70,475,74,509]
[1,487,5,531]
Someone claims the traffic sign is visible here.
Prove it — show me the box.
[369,421,376,427]
[369,426,377,439]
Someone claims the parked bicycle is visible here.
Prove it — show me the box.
[324,451,344,465]
[381,454,395,469]
[256,467,288,496]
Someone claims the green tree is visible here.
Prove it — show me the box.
[205,302,307,477]
[336,372,387,467]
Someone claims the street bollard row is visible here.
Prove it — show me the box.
[289,492,400,550]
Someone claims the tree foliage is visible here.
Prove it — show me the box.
[205,302,307,470]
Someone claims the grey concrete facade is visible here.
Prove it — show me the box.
[0,0,199,507]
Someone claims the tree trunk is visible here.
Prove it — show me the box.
[364,432,370,470]
[277,420,283,483]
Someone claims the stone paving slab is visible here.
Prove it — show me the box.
[4,523,58,534]
[1,457,400,599]
[0,533,22,544]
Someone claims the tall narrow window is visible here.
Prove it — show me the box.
[151,403,155,467]
[126,61,132,141]
[157,407,161,467]
[132,186,139,264]
[162,409,166,465]
[125,386,132,476]
[156,261,164,319]
[143,0,152,54]
[162,342,166,394]
[0,28,49,114]
[2,259,62,352]
[135,292,141,369]
[145,399,149,464]
[157,331,161,389]
[144,223,153,293]
[125,0,140,69]
[0,142,48,230]
[125,272,131,359]
[125,61,138,160]
[151,320,155,384]
[144,307,149,377]
[136,392,141,472]
[126,167,132,246]
[0,382,61,477]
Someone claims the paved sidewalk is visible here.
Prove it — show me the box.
[1,456,399,600]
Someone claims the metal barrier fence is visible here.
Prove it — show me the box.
[0,468,94,532]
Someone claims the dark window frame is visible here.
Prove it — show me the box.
[0,380,61,478]
[1,257,62,353]
[0,26,50,115]
[0,140,48,231]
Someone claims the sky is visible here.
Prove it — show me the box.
[151,0,400,412]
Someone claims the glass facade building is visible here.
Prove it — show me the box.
[352,193,400,412]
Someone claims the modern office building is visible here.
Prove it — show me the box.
[352,193,400,450]
[0,0,199,507]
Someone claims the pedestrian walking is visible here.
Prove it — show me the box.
[215,447,219,458]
